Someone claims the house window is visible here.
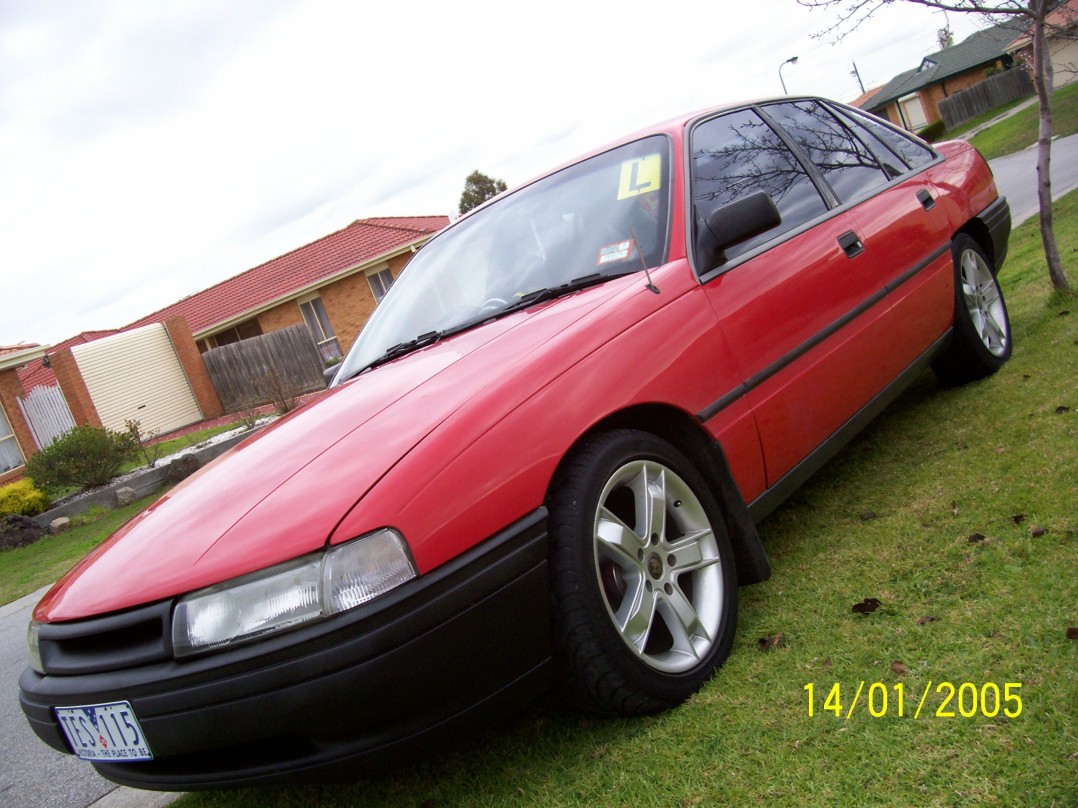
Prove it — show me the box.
[203,318,263,351]
[299,296,342,363]
[367,268,395,303]
[0,403,25,474]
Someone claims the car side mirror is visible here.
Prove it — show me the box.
[697,191,782,272]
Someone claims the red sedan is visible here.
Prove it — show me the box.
[20,97,1010,789]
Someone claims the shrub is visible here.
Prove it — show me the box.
[26,426,137,494]
[919,120,947,142]
[0,479,51,518]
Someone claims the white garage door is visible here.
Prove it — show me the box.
[72,324,203,435]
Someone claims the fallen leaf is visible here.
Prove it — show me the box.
[1059,310,1070,316]
[859,510,878,522]
[1031,527,1047,538]
[918,615,940,625]
[891,661,908,675]
[1022,374,1031,379]
[852,598,881,614]
[822,656,832,667]
[968,532,986,543]
[1011,514,1025,525]
[757,632,784,651]
[1066,626,1078,640]
[1056,406,1071,414]
[950,500,959,515]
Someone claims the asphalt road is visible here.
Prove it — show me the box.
[0,587,176,808]
[1,131,1074,808]
[988,132,1078,225]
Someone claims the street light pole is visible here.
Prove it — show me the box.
[779,56,799,95]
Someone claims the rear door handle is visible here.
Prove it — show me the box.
[838,231,864,259]
[917,188,936,210]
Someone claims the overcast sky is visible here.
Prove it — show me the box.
[1,0,988,348]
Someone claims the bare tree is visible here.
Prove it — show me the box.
[798,0,1072,294]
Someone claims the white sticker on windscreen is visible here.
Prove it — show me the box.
[597,239,635,266]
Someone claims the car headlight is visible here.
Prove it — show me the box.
[172,528,415,657]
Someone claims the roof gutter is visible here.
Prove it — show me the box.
[0,344,49,372]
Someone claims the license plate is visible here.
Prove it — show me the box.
[55,701,153,762]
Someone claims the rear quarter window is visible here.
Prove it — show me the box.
[835,105,936,170]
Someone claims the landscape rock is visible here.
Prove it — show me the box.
[0,514,45,550]
[164,454,201,485]
[115,486,137,507]
[49,517,71,535]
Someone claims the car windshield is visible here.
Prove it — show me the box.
[336,135,671,380]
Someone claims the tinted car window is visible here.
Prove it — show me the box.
[691,108,828,263]
[838,105,936,169]
[828,105,906,179]
[763,100,889,202]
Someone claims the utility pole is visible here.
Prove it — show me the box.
[850,61,865,94]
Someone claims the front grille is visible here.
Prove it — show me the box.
[38,600,173,675]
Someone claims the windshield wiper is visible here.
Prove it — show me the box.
[348,330,443,377]
[340,273,617,383]
[500,272,610,315]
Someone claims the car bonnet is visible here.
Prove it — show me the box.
[33,279,636,622]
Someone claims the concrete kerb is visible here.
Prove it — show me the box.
[31,428,260,529]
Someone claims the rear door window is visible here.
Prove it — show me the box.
[762,100,890,203]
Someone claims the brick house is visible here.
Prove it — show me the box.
[8,215,446,479]
[0,344,48,483]
[868,24,1022,132]
[129,215,449,364]
[20,215,447,394]
[1005,0,1078,86]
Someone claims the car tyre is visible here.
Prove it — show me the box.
[549,430,738,716]
[932,234,1012,385]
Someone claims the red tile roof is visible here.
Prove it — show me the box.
[1007,0,1077,51]
[17,215,447,392]
[127,215,448,335]
[1,343,41,357]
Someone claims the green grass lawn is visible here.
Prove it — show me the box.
[966,80,1078,160]
[0,491,166,606]
[167,197,1077,807]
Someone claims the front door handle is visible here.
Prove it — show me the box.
[838,231,864,259]
[917,188,936,210]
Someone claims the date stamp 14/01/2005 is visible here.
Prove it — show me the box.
[804,682,1023,720]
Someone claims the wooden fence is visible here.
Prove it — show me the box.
[17,383,76,449]
[201,325,327,413]
[939,69,1035,130]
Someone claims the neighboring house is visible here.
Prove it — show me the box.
[131,215,448,364]
[868,23,1023,131]
[1006,0,1078,86]
[19,215,448,395]
[0,343,47,483]
[849,85,884,109]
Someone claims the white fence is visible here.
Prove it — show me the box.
[18,384,76,449]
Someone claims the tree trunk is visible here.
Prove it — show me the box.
[1031,0,1070,293]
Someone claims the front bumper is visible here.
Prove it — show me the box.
[20,510,551,790]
